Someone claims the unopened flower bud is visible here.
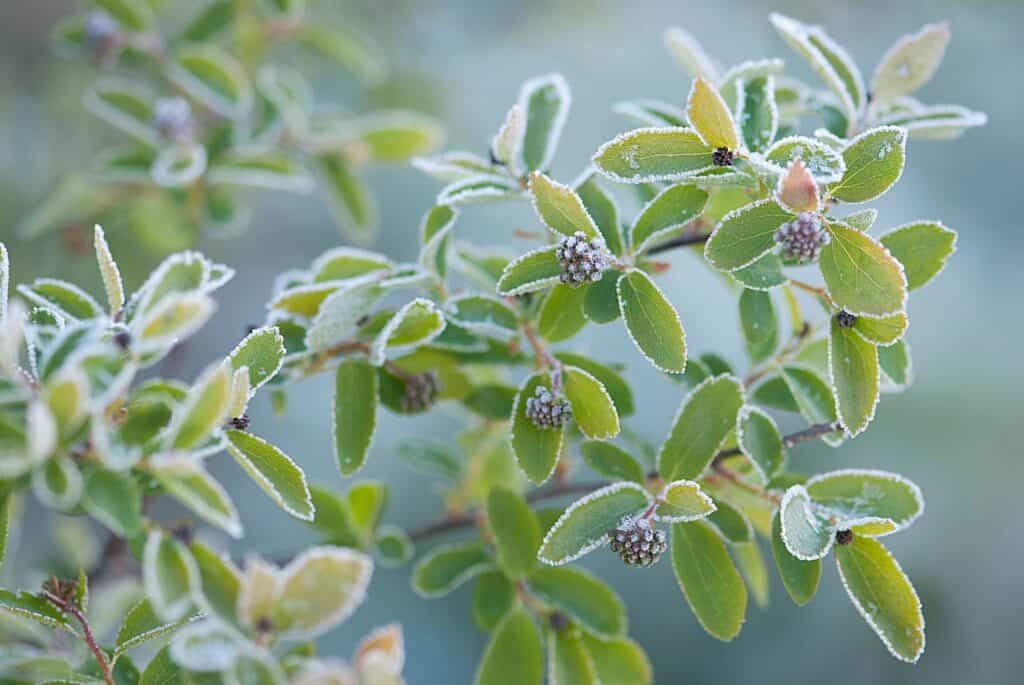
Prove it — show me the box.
[524,385,571,430]
[152,97,195,143]
[774,212,829,262]
[555,231,609,288]
[608,517,667,568]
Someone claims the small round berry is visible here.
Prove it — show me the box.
[835,529,854,546]
[227,415,250,431]
[774,212,830,263]
[549,611,569,632]
[835,310,858,329]
[83,11,121,63]
[555,231,609,288]
[113,330,132,350]
[524,385,571,430]
[400,371,440,413]
[607,518,668,568]
[712,147,734,167]
[152,97,195,143]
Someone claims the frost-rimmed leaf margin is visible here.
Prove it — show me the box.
[273,546,373,639]
[655,479,716,523]
[411,540,495,599]
[804,467,925,532]
[615,269,687,374]
[778,484,835,561]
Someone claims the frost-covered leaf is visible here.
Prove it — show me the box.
[333,358,378,476]
[227,651,288,685]
[274,547,373,639]
[872,22,950,104]
[538,284,587,343]
[580,441,644,484]
[190,541,242,627]
[142,529,197,622]
[844,208,879,232]
[491,104,524,170]
[630,183,708,255]
[0,242,8,323]
[208,153,314,193]
[836,536,925,662]
[150,143,207,188]
[829,127,907,203]
[437,174,523,206]
[83,79,157,144]
[369,298,446,366]
[879,339,912,391]
[83,469,142,538]
[413,151,496,182]
[613,98,687,127]
[779,485,834,560]
[686,77,739,150]
[446,295,518,341]
[309,111,443,163]
[225,430,313,521]
[0,589,71,629]
[779,365,842,446]
[135,292,215,353]
[227,325,285,397]
[93,225,124,314]
[805,469,923,530]
[705,199,793,271]
[580,633,652,685]
[664,27,718,80]
[537,482,651,566]
[770,510,820,606]
[820,221,907,316]
[305,280,384,352]
[169,619,241,671]
[575,172,624,256]
[169,45,252,118]
[412,541,492,598]
[517,73,571,173]
[163,363,231,450]
[657,375,744,481]
[563,366,619,440]
[656,480,716,523]
[528,173,600,240]
[180,0,236,42]
[732,252,787,290]
[419,205,457,278]
[879,221,956,291]
[474,607,543,685]
[510,373,564,485]
[529,566,626,638]
[737,407,785,479]
[763,136,846,183]
[706,496,754,543]
[496,246,562,296]
[487,487,540,580]
[775,160,820,213]
[114,598,189,657]
[131,251,210,317]
[153,458,242,538]
[617,270,687,373]
[853,312,907,346]
[554,353,634,417]
[736,75,778,153]
[17,278,102,320]
[592,127,714,183]
[876,103,986,140]
[738,289,777,363]
[670,520,747,641]
[316,153,377,243]
[829,317,880,436]
[31,455,81,510]
[582,272,621,324]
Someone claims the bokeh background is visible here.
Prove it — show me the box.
[1,0,1021,682]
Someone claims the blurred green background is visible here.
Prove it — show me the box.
[1,0,1020,682]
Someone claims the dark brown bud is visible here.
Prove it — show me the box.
[712,147,734,167]
[836,529,854,546]
[835,310,858,329]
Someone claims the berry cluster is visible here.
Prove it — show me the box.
[152,97,195,143]
[774,212,831,262]
[524,385,571,429]
[400,371,440,413]
[555,231,609,287]
[712,147,734,167]
[608,518,668,568]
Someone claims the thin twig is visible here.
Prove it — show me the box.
[42,590,115,685]
[644,231,712,256]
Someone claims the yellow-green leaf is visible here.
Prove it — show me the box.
[529,172,600,239]
[670,520,747,641]
[829,317,880,436]
[617,270,686,373]
[686,77,738,149]
[657,375,744,481]
[820,221,907,316]
[592,127,714,184]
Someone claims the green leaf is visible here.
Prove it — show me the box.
[517,74,570,174]
[580,633,652,685]
[447,294,519,341]
[190,542,241,627]
[95,0,156,31]
[879,221,956,291]
[575,174,624,256]
[732,252,787,290]
[528,173,600,239]
[829,127,907,203]
[474,608,543,685]
[17,278,102,320]
[115,599,190,657]
[374,525,413,567]
[770,510,820,606]
[879,339,912,390]
[487,487,541,580]
[0,589,71,628]
[142,530,198,621]
[369,298,446,366]
[704,199,793,271]
[181,0,236,42]
[738,289,778,363]
[871,22,950,103]
[820,221,907,316]
[550,628,599,685]
[169,45,252,118]
[737,407,785,479]
[829,317,880,436]
[316,153,377,243]
[224,429,313,521]
[707,497,754,542]
[437,174,522,206]
[472,571,515,631]
[737,75,778,152]
[670,520,747,641]
[140,645,185,685]
[538,284,588,343]
[592,127,714,183]
[273,547,373,639]
[686,77,739,149]
[664,26,718,80]
[580,441,644,484]
[497,246,563,296]
[764,136,846,183]
[836,536,925,662]
[563,366,620,440]
[296,24,388,87]
[805,469,923,529]
[164,364,231,450]
[510,373,565,485]
[582,271,622,324]
[208,152,313,193]
[419,205,457,278]
[83,469,142,538]
[153,459,242,538]
[657,375,744,481]
[630,183,708,254]
[305,280,384,352]
[844,208,878,231]
[227,326,285,395]
[876,103,986,140]
[315,111,443,163]
[529,566,626,638]
[333,358,378,476]
[0,489,9,573]
[778,485,835,560]
[412,541,493,598]
[779,365,842,445]
[617,270,687,373]
[463,384,517,419]
[91,225,125,314]
[553,353,634,417]
[656,479,716,522]
[733,540,770,609]
[83,79,158,146]
[32,456,83,511]
[853,312,907,346]
[135,292,215,353]
[537,482,650,566]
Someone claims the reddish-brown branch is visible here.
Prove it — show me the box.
[43,590,115,685]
